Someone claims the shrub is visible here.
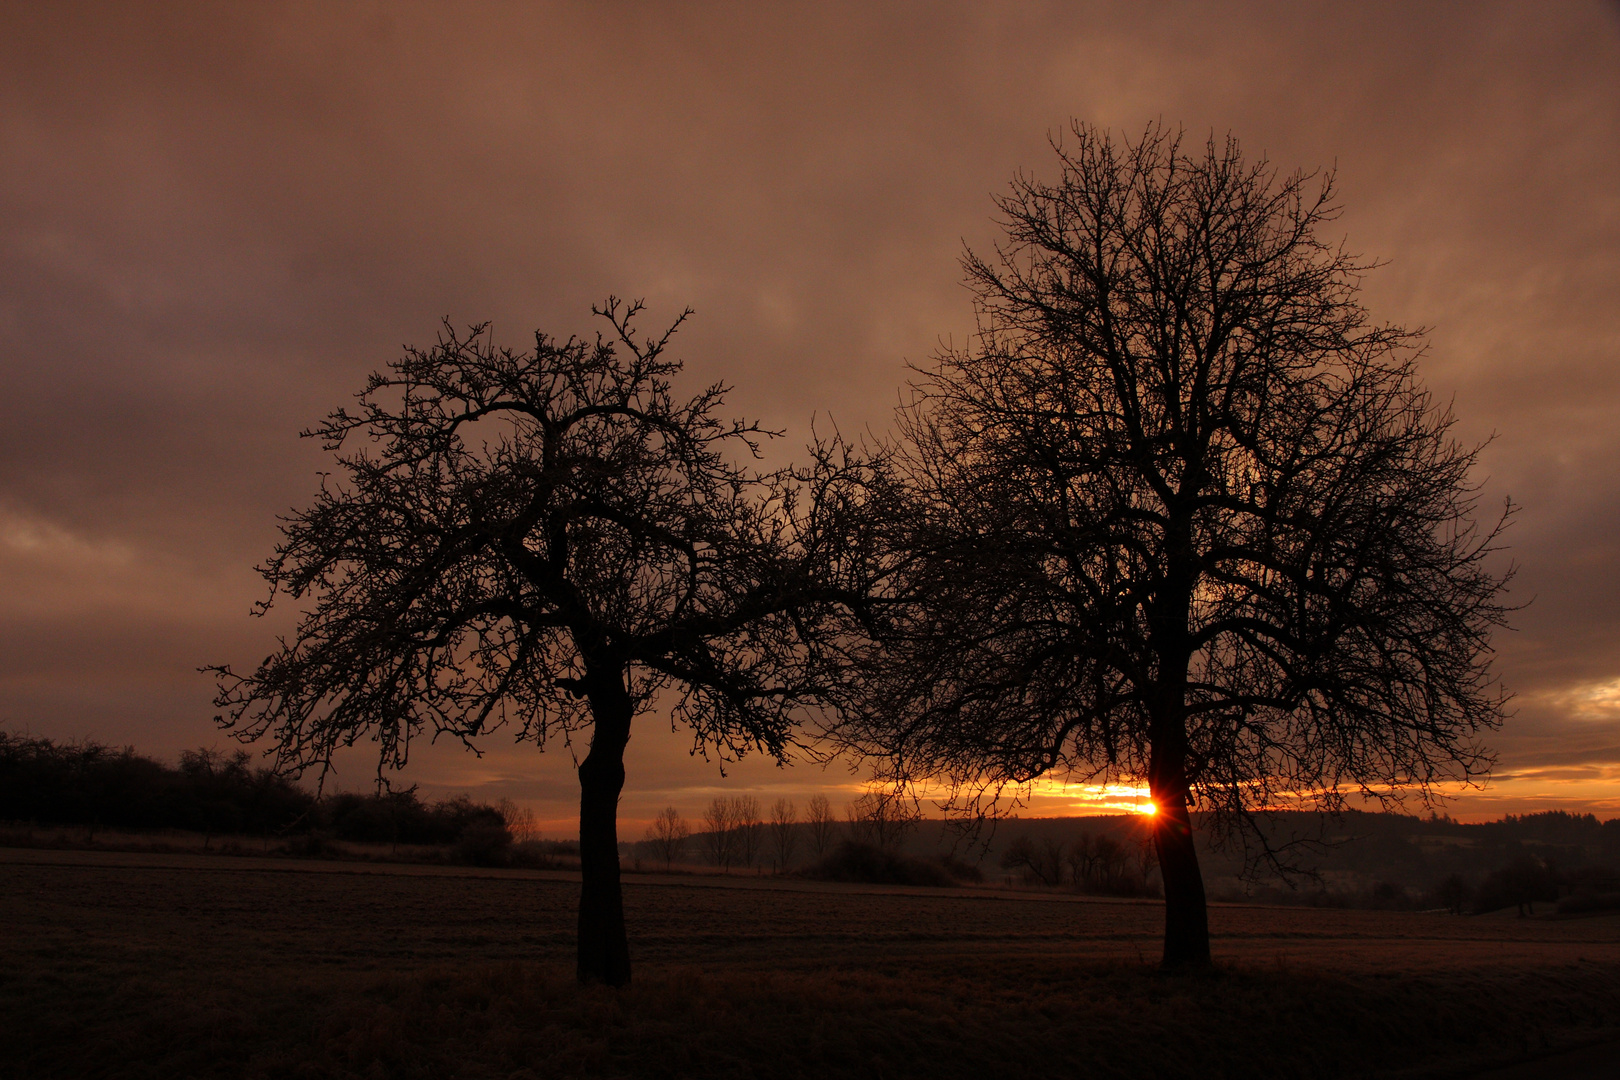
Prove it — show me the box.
[938,854,984,883]
[451,820,514,867]
[1556,891,1620,916]
[508,840,580,870]
[803,841,954,887]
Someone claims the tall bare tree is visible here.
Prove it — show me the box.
[732,794,763,869]
[703,796,736,869]
[834,124,1514,966]
[209,300,866,985]
[768,797,799,872]
[644,806,690,870]
[805,793,837,858]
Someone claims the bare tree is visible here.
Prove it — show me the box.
[731,794,763,870]
[834,124,1514,966]
[768,797,799,872]
[497,799,542,844]
[1064,833,1095,889]
[1087,834,1132,894]
[644,806,690,871]
[208,300,868,985]
[805,793,837,858]
[1132,825,1160,886]
[846,788,919,854]
[703,797,735,870]
[1000,834,1065,886]
[1434,873,1469,916]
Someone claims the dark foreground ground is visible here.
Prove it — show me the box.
[3,848,1618,1079]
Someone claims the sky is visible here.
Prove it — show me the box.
[3,1,1619,831]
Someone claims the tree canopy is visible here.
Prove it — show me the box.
[212,300,869,983]
[834,124,1515,966]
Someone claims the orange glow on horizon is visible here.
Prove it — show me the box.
[1136,801,1157,817]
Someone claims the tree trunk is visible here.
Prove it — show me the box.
[1150,774,1210,968]
[1148,521,1211,968]
[1148,657,1211,966]
[577,667,633,986]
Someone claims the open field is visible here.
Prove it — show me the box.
[3,848,1618,1079]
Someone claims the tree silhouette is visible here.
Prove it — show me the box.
[768,797,799,872]
[210,299,864,984]
[846,788,919,854]
[703,796,737,869]
[805,792,837,858]
[1000,834,1065,886]
[834,124,1514,966]
[732,794,764,869]
[644,806,690,871]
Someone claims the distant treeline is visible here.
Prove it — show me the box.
[9,730,1620,913]
[636,803,1620,913]
[0,730,511,850]
[1189,808,1620,915]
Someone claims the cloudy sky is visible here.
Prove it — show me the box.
[3,1,1618,829]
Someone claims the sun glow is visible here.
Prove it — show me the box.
[863,776,1158,818]
[1016,778,1154,815]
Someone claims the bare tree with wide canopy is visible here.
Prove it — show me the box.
[210,299,869,985]
[833,124,1514,967]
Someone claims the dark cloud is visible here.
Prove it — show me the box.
[3,1,1617,823]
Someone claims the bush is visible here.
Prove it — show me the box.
[938,854,984,883]
[1427,873,1470,915]
[1556,891,1620,916]
[507,840,580,870]
[283,830,337,858]
[803,841,955,887]
[451,820,514,867]
[1472,854,1559,915]
[0,731,316,835]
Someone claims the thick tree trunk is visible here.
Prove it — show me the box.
[1148,704,1210,966]
[577,668,633,986]
[1148,520,1211,968]
[1149,774,1210,968]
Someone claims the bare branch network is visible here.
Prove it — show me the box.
[208,121,1515,975]
[822,123,1515,965]
[212,299,878,782]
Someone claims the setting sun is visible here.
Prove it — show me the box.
[1136,802,1157,817]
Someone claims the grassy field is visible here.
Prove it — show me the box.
[3,848,1618,1079]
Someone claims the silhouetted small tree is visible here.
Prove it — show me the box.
[1476,854,1559,916]
[703,797,736,869]
[847,789,918,854]
[1087,834,1130,892]
[768,797,799,872]
[1433,873,1470,915]
[805,793,837,858]
[644,806,689,870]
[1000,834,1065,886]
[732,795,763,869]
[1064,833,1094,888]
[498,799,542,844]
[833,123,1514,967]
[209,300,869,985]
